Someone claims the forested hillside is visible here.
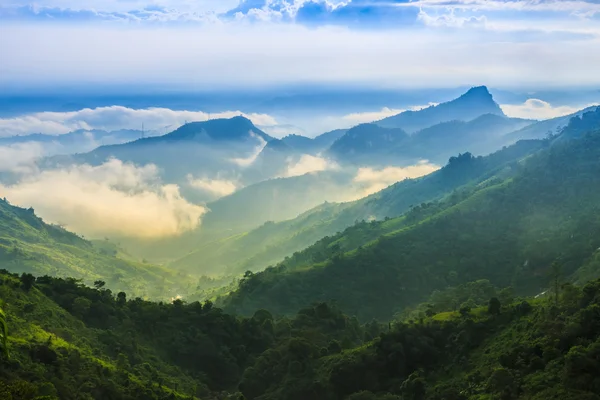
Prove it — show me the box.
[223,109,600,320]
[0,199,188,299]
[2,269,600,399]
[170,139,546,276]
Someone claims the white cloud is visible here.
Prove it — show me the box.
[0,142,45,174]
[284,154,338,177]
[353,161,440,197]
[2,0,239,14]
[500,99,597,120]
[2,24,600,90]
[418,8,487,28]
[0,159,206,239]
[411,0,600,14]
[0,106,279,137]
[228,132,268,167]
[187,174,238,198]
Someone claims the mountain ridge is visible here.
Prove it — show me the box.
[376,85,505,132]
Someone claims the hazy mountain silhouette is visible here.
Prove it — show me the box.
[377,86,505,132]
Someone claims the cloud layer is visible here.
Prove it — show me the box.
[0,142,45,174]
[0,159,206,239]
[187,175,239,198]
[353,161,440,197]
[2,20,600,90]
[284,154,337,177]
[501,99,598,120]
[0,106,279,137]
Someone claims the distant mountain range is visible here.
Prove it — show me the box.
[0,129,149,153]
[376,86,506,132]
[327,113,533,165]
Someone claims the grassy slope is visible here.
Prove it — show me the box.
[171,139,547,277]
[0,199,188,299]
[0,273,203,399]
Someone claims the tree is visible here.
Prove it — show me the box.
[550,261,562,305]
[488,297,501,315]
[20,273,35,292]
[400,371,427,400]
[0,306,8,359]
[72,297,92,319]
[459,305,471,317]
[94,280,106,290]
[117,292,127,306]
[487,368,515,398]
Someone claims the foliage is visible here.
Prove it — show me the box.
[172,139,546,277]
[0,197,194,299]
[223,126,600,320]
[0,305,8,359]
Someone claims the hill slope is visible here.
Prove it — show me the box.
[3,269,600,400]
[0,198,185,298]
[223,109,600,320]
[170,139,546,276]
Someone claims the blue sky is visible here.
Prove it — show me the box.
[1,1,599,89]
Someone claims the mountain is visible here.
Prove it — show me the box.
[312,128,348,149]
[279,134,316,152]
[120,169,361,262]
[199,170,359,235]
[0,129,148,157]
[170,139,547,276]
[223,110,600,320]
[156,116,272,142]
[555,106,600,142]
[328,113,533,165]
[327,124,412,165]
[377,86,506,132]
[409,113,533,163]
[45,117,275,194]
[502,105,599,143]
[0,197,186,298]
[242,139,303,182]
[0,129,146,146]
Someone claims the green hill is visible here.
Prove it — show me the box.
[0,198,187,299]
[2,269,600,400]
[222,109,600,320]
[170,139,546,276]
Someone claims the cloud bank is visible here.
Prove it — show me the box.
[284,154,337,177]
[2,23,599,90]
[229,133,268,167]
[501,99,598,120]
[0,106,279,137]
[187,175,238,198]
[0,159,206,239]
[353,161,440,197]
[0,142,45,174]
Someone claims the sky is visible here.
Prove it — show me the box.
[1,0,600,90]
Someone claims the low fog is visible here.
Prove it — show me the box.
[0,159,206,239]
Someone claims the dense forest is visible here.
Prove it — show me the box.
[2,268,600,399]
